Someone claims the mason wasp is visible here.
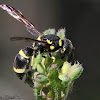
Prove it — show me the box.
[0,4,74,80]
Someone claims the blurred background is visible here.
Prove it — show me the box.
[0,0,100,100]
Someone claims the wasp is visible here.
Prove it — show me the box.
[0,4,74,80]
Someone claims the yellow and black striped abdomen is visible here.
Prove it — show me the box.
[13,47,33,79]
[13,51,30,73]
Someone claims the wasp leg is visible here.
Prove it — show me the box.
[30,55,34,68]
[24,70,34,88]
[49,53,51,57]
[68,49,74,63]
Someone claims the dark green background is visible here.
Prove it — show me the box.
[0,0,100,100]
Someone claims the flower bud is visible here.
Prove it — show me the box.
[34,81,42,89]
[68,62,83,80]
[43,28,56,35]
[61,61,71,75]
[58,74,70,84]
[35,73,49,84]
[57,28,65,39]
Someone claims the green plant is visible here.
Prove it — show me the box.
[25,29,83,100]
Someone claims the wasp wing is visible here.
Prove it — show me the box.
[0,4,44,38]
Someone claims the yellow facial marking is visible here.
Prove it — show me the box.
[47,39,52,44]
[19,49,29,59]
[37,37,41,41]
[59,39,62,46]
[50,45,55,50]
[13,67,28,73]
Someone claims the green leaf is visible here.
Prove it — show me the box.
[44,54,53,68]
[54,57,64,68]
[48,68,61,100]
[32,52,42,70]
[37,63,45,74]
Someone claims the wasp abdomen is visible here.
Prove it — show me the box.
[13,54,30,73]
[13,46,33,79]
